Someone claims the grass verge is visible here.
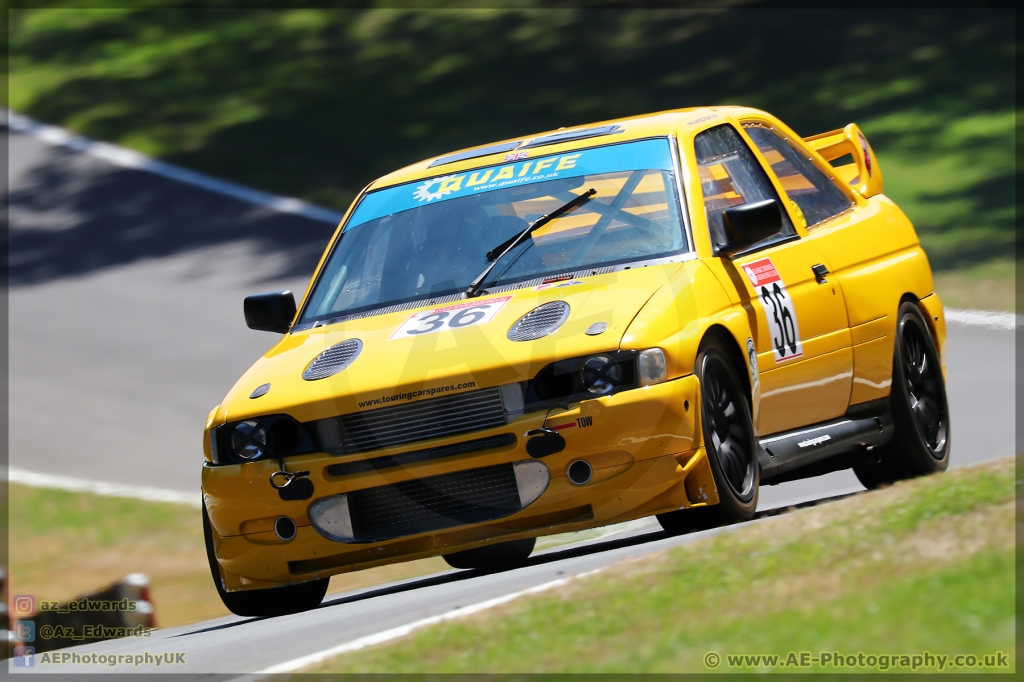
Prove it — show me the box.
[933,259,1016,312]
[5,483,639,629]
[4,485,447,628]
[8,9,1015,281]
[302,456,1016,674]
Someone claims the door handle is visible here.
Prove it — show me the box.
[811,263,829,283]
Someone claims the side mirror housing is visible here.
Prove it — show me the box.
[244,291,297,333]
[715,199,783,256]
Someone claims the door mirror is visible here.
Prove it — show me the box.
[244,291,297,333]
[716,199,783,256]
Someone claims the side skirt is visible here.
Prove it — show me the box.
[758,398,892,485]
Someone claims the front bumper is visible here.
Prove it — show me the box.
[202,374,716,590]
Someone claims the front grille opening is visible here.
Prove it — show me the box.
[348,463,523,543]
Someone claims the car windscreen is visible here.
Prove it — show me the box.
[299,137,687,325]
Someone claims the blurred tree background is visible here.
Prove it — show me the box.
[7,5,1016,296]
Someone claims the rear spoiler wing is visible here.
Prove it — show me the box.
[804,123,883,198]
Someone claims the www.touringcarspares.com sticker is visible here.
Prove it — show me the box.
[357,381,477,408]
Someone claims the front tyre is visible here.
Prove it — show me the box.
[203,503,328,617]
[443,538,535,570]
[659,340,758,534]
[854,301,950,489]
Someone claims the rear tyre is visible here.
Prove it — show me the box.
[442,538,536,570]
[658,339,759,535]
[203,503,328,617]
[854,302,950,489]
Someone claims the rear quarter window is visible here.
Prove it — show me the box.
[743,123,853,228]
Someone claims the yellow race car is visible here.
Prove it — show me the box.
[202,106,950,616]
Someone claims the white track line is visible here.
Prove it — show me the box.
[252,567,603,677]
[4,108,344,225]
[945,308,1019,330]
[5,467,200,507]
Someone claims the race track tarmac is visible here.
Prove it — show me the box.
[6,125,1015,675]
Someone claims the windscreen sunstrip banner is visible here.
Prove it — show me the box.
[346,138,673,230]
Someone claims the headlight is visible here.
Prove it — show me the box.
[637,348,668,386]
[210,414,315,465]
[579,355,623,395]
[231,420,267,460]
[527,351,637,408]
[268,417,303,456]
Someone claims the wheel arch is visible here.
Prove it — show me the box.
[697,323,752,405]
[898,292,943,353]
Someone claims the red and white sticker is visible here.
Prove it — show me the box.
[858,131,873,178]
[742,258,803,362]
[390,296,513,340]
[533,280,582,291]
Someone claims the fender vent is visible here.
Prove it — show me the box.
[302,339,363,380]
[507,301,570,342]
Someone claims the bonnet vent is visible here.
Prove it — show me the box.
[507,302,570,342]
[302,339,363,381]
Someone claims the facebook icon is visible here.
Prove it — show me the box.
[13,646,36,668]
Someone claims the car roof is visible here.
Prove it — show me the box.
[366,105,761,192]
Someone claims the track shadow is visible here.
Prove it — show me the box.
[7,140,334,287]
[173,569,477,637]
[174,489,862,637]
[9,9,1014,286]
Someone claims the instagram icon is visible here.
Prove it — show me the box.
[13,594,35,617]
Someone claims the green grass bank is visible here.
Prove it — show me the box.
[8,6,1017,301]
[3,483,627,630]
[3,485,448,629]
[299,456,1016,674]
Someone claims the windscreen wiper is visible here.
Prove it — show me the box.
[464,188,596,298]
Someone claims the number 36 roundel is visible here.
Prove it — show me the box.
[390,295,514,340]
[742,258,803,363]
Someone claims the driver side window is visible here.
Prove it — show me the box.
[694,124,794,251]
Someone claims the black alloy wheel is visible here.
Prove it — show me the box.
[900,313,948,454]
[659,339,758,535]
[854,302,950,489]
[702,351,758,503]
